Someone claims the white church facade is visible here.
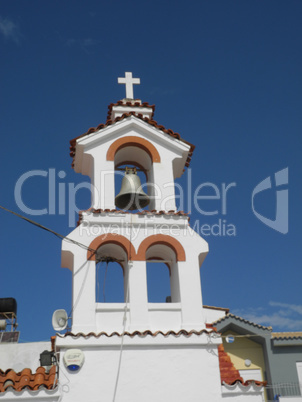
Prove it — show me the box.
[0,73,265,402]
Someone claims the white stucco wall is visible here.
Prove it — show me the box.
[56,335,223,402]
[0,341,51,372]
[203,307,228,324]
[0,389,60,402]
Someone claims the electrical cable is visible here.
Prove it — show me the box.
[67,259,91,319]
[0,204,103,329]
[221,333,274,339]
[112,273,130,402]
[96,257,124,303]
[0,204,97,255]
[53,349,71,395]
[206,332,293,342]
[112,214,133,402]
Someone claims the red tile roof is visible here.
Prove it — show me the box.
[0,366,57,393]
[218,344,244,385]
[218,344,267,387]
[272,331,302,340]
[214,313,273,331]
[70,110,195,168]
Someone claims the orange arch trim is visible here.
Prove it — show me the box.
[106,136,161,163]
[87,234,136,261]
[136,234,186,262]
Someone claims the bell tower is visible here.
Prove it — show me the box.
[63,73,210,334]
[63,72,209,334]
[57,73,223,402]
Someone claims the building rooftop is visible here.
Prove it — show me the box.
[0,366,57,393]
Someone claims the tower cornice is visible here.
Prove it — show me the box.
[70,111,195,169]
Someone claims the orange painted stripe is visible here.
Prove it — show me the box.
[106,136,161,163]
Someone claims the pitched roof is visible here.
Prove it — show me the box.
[214,313,272,331]
[0,366,57,393]
[70,110,195,168]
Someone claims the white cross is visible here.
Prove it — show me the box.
[118,72,140,99]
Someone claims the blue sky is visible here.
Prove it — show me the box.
[0,0,301,342]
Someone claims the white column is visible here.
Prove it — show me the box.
[170,262,181,302]
[127,261,149,331]
[177,260,205,330]
[71,259,97,333]
[93,160,115,209]
[152,163,176,211]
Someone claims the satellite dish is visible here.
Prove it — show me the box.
[52,309,68,331]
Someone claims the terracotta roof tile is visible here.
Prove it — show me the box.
[0,366,57,393]
[272,331,302,340]
[218,344,266,387]
[218,344,243,385]
[218,345,267,386]
[70,111,195,168]
[59,329,216,339]
[214,313,273,330]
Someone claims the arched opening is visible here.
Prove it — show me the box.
[146,261,171,302]
[107,139,159,211]
[137,235,186,262]
[145,244,180,303]
[95,243,127,303]
[96,261,124,303]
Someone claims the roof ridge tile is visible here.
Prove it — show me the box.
[59,328,216,339]
[213,313,273,330]
[70,110,195,169]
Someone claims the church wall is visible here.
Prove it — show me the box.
[57,342,223,402]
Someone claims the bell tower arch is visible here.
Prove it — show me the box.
[107,136,161,163]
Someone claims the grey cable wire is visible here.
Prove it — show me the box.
[0,205,97,254]
[112,214,133,402]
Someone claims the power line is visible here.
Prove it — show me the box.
[0,204,97,255]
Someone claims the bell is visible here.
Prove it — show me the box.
[115,167,150,210]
